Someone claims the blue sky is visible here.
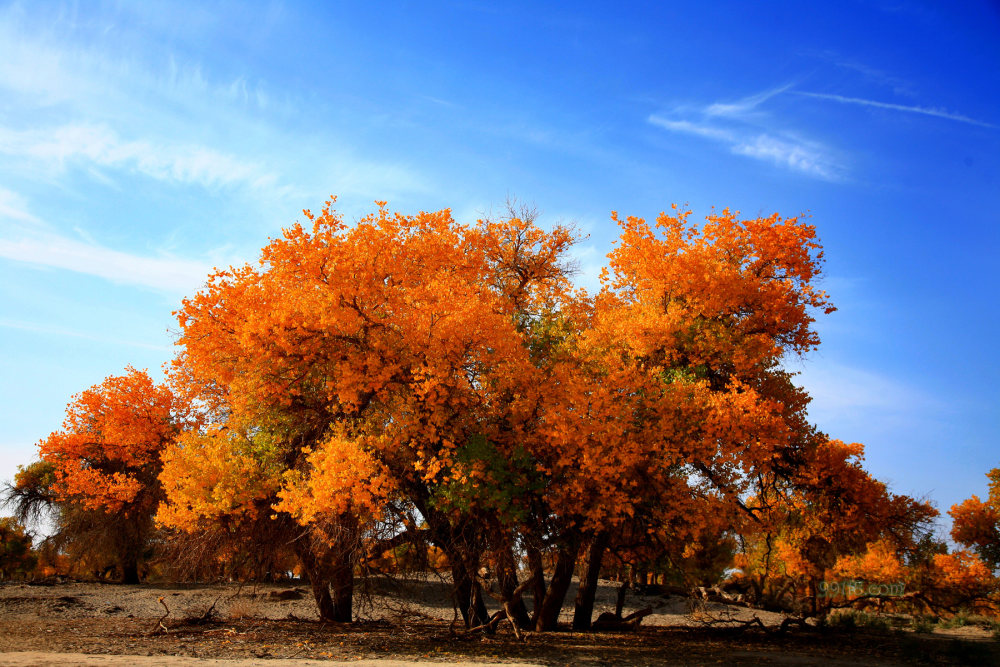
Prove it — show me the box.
[1,1,997,537]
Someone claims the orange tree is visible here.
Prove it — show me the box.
[160,199,891,630]
[159,200,578,625]
[547,206,841,628]
[734,437,937,615]
[950,466,1000,571]
[18,367,193,583]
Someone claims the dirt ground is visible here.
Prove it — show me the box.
[0,577,996,666]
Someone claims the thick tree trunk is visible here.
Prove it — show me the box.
[572,531,609,630]
[115,519,144,584]
[296,541,335,621]
[615,578,630,618]
[411,492,490,630]
[496,543,532,629]
[121,558,140,585]
[451,557,490,629]
[294,536,353,622]
[329,555,354,623]
[534,538,581,631]
[526,543,547,626]
[309,571,337,621]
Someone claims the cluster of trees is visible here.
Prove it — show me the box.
[3,199,998,630]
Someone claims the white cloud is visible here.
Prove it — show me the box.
[825,56,916,98]
[795,91,996,128]
[648,116,734,141]
[0,7,274,115]
[704,84,793,118]
[0,17,87,105]
[0,319,172,352]
[0,124,279,190]
[649,115,843,181]
[0,7,435,217]
[0,187,39,224]
[649,85,846,181]
[321,159,432,203]
[792,359,942,427]
[732,135,841,181]
[0,232,214,294]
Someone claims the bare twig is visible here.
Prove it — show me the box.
[152,596,170,634]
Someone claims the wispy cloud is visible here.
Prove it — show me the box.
[0,7,436,219]
[0,124,280,190]
[733,135,840,180]
[0,318,172,352]
[648,117,735,141]
[793,359,945,442]
[0,187,40,224]
[649,85,846,181]
[704,84,793,118]
[0,232,214,294]
[0,7,278,115]
[648,115,843,181]
[796,91,996,128]
[804,50,917,97]
[566,242,604,293]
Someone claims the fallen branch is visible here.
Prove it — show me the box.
[151,596,170,634]
[456,609,508,637]
[591,606,653,632]
[184,596,221,625]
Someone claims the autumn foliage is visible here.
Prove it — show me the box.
[950,467,1000,571]
[5,198,997,629]
[13,367,192,583]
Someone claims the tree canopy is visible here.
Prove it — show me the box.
[6,198,995,627]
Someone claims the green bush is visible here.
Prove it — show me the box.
[939,612,969,629]
[824,610,892,633]
[0,517,37,579]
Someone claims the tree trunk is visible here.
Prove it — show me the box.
[409,489,491,629]
[496,542,532,629]
[526,544,547,627]
[297,542,335,621]
[294,536,353,622]
[121,558,140,585]
[451,557,490,629]
[309,571,336,621]
[116,519,144,584]
[615,578,630,618]
[572,531,609,630]
[534,537,581,631]
[330,555,354,623]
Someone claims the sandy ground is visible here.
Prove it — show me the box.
[0,655,544,666]
[0,577,995,665]
[0,576,789,627]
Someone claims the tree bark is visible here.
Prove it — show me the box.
[534,537,581,631]
[526,543,547,627]
[329,554,354,623]
[451,557,490,629]
[296,540,336,621]
[572,531,609,630]
[121,558,140,585]
[615,578,630,618]
[411,493,490,630]
[309,572,336,621]
[294,536,354,622]
[496,542,532,629]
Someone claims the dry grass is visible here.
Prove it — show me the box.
[226,597,262,620]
